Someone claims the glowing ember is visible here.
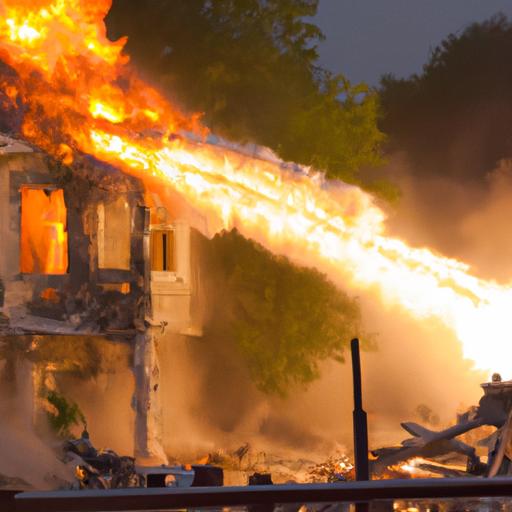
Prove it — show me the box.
[398,457,424,477]
[1,0,512,375]
[395,457,467,479]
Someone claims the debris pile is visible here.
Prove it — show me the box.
[372,374,512,478]
[64,430,142,490]
[190,446,355,485]
[306,454,354,482]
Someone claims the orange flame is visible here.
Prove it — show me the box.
[20,187,67,274]
[1,0,512,375]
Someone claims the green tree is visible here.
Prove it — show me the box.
[201,230,366,396]
[380,13,512,181]
[106,2,378,396]
[46,390,86,438]
[28,336,102,378]
[106,0,384,185]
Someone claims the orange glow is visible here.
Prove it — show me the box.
[40,287,59,302]
[2,0,512,375]
[395,457,465,479]
[20,187,68,274]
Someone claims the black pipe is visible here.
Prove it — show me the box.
[351,338,369,481]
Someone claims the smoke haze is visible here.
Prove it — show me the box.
[0,358,73,489]
[382,154,512,283]
[151,151,512,458]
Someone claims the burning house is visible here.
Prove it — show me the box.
[0,131,200,465]
[6,0,512,499]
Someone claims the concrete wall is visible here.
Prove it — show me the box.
[150,219,197,334]
[0,134,148,335]
[0,147,53,314]
[47,336,136,456]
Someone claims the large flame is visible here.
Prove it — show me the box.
[0,0,511,375]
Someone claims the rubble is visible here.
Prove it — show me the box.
[306,454,354,482]
[372,374,512,478]
[63,430,225,490]
[64,430,143,489]
[191,446,355,485]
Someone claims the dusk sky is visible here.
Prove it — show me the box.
[314,0,512,86]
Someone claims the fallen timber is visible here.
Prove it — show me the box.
[372,373,512,477]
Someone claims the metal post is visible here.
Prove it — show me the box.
[351,338,369,481]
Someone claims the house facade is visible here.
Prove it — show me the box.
[0,132,199,463]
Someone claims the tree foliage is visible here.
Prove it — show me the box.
[28,336,102,378]
[106,0,384,185]
[201,230,365,396]
[105,2,378,396]
[46,390,86,438]
[380,14,512,181]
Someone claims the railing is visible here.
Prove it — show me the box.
[7,477,512,512]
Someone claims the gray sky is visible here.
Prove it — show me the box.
[313,0,512,86]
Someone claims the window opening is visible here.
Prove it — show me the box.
[97,198,131,270]
[20,186,68,274]
[150,229,175,272]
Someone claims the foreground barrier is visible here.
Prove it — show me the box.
[9,477,512,512]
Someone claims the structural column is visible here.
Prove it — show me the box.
[133,326,168,465]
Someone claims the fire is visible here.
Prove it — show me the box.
[395,457,467,479]
[1,0,512,374]
[20,187,68,274]
[397,458,425,478]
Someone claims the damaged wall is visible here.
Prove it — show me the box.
[0,334,136,487]
[48,336,136,455]
[0,132,148,336]
[0,132,203,468]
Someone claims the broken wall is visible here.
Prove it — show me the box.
[0,133,148,336]
[49,336,135,455]
[0,132,205,467]
[0,334,135,454]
